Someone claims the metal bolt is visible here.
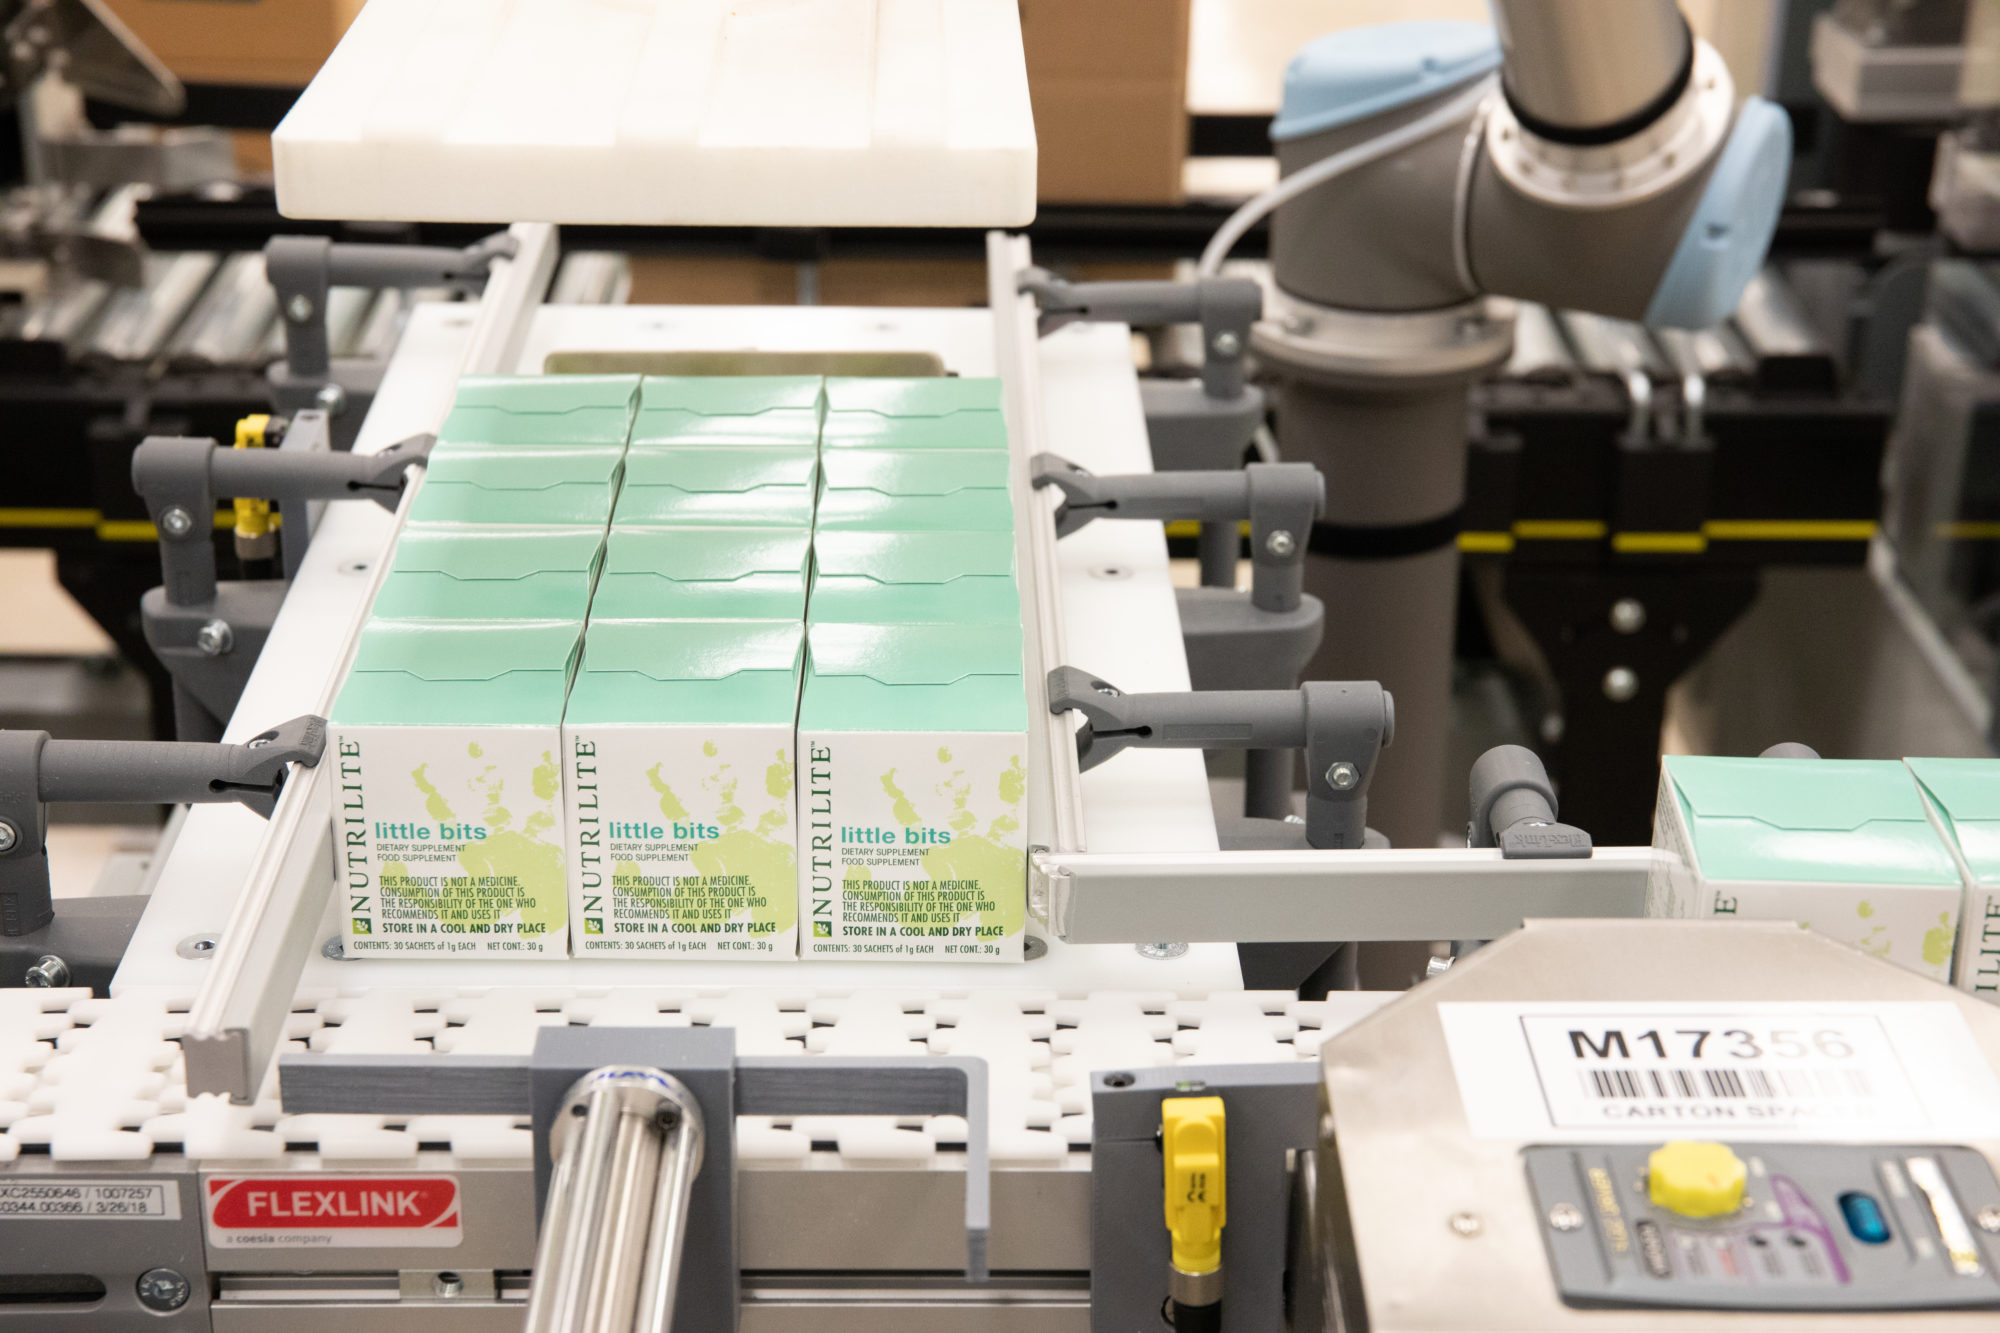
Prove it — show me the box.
[0,818,16,854]
[433,1271,464,1298]
[1548,1203,1585,1232]
[1022,934,1049,961]
[176,934,219,960]
[1448,1211,1483,1237]
[286,293,314,323]
[195,618,234,657]
[1326,761,1359,790]
[1265,528,1296,558]
[24,955,68,988]
[1540,713,1565,745]
[1425,954,1454,979]
[322,935,346,961]
[246,736,270,749]
[1978,1206,2000,1234]
[136,1268,192,1312]
[1602,666,1639,703]
[1609,598,1647,634]
[316,382,349,417]
[1095,684,1119,697]
[159,506,194,538]
[1136,941,1189,961]
[1211,330,1242,358]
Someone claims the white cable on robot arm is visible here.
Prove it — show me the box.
[1196,75,1499,278]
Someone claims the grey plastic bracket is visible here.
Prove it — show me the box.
[1017,268,1262,400]
[265,230,517,382]
[1031,452,1321,614]
[1048,667,1392,850]
[0,715,324,948]
[1467,744,1592,859]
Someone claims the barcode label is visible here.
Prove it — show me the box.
[1585,1066,1875,1101]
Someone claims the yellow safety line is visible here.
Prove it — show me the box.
[94,510,240,542]
[1613,531,1709,554]
[1701,519,1876,541]
[0,506,102,529]
[1458,531,1515,554]
[1935,521,2000,541]
[1512,519,1608,540]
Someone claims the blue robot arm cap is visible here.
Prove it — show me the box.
[1643,96,1793,331]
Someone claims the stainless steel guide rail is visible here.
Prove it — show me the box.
[181,224,562,1102]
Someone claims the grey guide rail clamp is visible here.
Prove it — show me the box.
[1017,268,1266,588]
[131,413,433,742]
[1032,451,1324,821]
[279,1025,994,1332]
[1049,667,1393,995]
[1436,743,1592,968]
[265,229,517,444]
[0,715,324,995]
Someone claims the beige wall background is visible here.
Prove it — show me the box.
[1188,0,1781,115]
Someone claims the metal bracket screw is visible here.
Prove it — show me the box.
[158,506,194,539]
[1602,667,1639,703]
[135,1268,192,1312]
[0,818,16,853]
[176,934,219,960]
[24,954,68,988]
[316,382,349,417]
[322,935,346,960]
[433,1272,464,1298]
[1425,954,1454,979]
[1135,941,1190,960]
[1978,1206,2000,1234]
[1448,1211,1483,1237]
[1609,598,1647,634]
[195,618,234,657]
[1265,528,1296,558]
[1326,761,1359,790]
[1211,331,1241,357]
[285,293,314,323]
[1548,1203,1584,1232]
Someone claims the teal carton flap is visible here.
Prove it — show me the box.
[565,618,804,726]
[812,529,1015,583]
[623,446,819,493]
[813,489,1014,533]
[438,374,639,447]
[1665,755,1960,886]
[800,621,1026,732]
[407,447,623,527]
[822,377,1006,450]
[373,527,605,621]
[591,527,809,619]
[631,375,824,448]
[819,449,1011,496]
[1908,758,2000,882]
[332,619,582,726]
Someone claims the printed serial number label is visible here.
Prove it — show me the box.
[1438,1001,2000,1142]
[0,1181,179,1220]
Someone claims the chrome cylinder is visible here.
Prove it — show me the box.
[524,1067,706,1333]
[1490,0,1689,136]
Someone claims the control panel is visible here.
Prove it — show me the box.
[1525,1142,2000,1310]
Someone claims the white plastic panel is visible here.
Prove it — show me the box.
[274,0,1037,227]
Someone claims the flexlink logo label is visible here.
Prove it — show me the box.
[205,1176,462,1248]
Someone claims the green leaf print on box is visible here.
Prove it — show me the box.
[380,750,564,940]
[847,753,1025,940]
[619,745,795,935]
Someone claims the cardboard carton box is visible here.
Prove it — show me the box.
[1906,758,2000,1002]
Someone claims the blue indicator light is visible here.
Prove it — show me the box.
[1839,1191,1892,1244]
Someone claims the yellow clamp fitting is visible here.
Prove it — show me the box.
[1162,1095,1226,1275]
[233,414,273,538]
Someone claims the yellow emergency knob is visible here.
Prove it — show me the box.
[1647,1140,1746,1219]
[1162,1095,1226,1275]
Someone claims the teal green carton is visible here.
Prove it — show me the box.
[797,620,1027,962]
[591,526,810,621]
[631,376,824,448]
[371,526,605,621]
[437,374,639,448]
[814,449,1014,532]
[809,529,1019,624]
[1905,758,2000,1002]
[563,618,804,957]
[407,447,623,528]
[614,446,818,527]
[822,377,1006,450]
[330,618,582,958]
[1647,755,1962,981]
